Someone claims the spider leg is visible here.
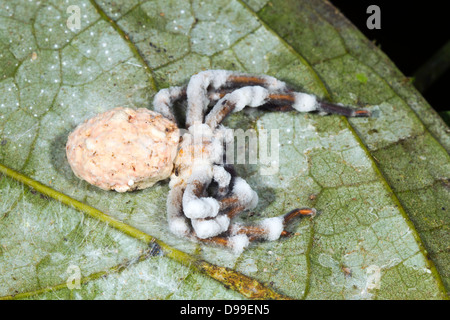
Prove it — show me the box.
[177,166,315,250]
[154,71,369,126]
[187,173,258,241]
[185,70,288,128]
[205,87,371,128]
[194,174,314,252]
[166,183,191,237]
[182,166,219,219]
[233,208,315,240]
[217,177,258,217]
[205,86,269,128]
[212,165,233,198]
[257,92,371,117]
[153,86,186,122]
[198,208,315,253]
[168,167,234,240]
[186,165,242,240]
[181,166,236,240]
[167,179,232,241]
[223,73,289,91]
[192,177,257,251]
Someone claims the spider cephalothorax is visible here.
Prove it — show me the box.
[66,70,370,253]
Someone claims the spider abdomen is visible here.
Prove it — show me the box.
[66,107,179,192]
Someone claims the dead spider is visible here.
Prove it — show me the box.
[66,70,370,253]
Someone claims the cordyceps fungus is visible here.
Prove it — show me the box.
[66,70,370,253]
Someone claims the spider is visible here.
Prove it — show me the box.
[66,70,370,253]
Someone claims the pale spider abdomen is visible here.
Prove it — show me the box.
[66,107,179,192]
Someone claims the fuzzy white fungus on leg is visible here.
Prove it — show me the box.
[212,165,233,198]
[183,197,220,219]
[292,92,319,112]
[258,74,287,91]
[182,167,221,219]
[186,70,232,127]
[228,86,270,112]
[258,216,285,241]
[186,70,288,128]
[167,184,191,237]
[230,177,259,210]
[228,72,287,91]
[191,214,230,239]
[153,86,185,122]
[205,86,269,128]
[213,165,231,190]
[228,234,250,254]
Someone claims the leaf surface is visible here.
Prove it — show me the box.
[0,0,448,299]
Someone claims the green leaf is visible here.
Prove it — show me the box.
[0,0,448,300]
[355,73,368,84]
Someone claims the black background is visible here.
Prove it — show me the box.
[329,0,449,114]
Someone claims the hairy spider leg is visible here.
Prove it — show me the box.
[205,88,371,129]
[185,70,288,128]
[182,167,258,240]
[212,165,233,198]
[192,176,314,252]
[167,166,235,240]
[252,93,371,117]
[181,166,241,239]
[153,86,186,122]
[182,167,219,219]
[153,71,287,124]
[166,183,191,237]
[198,208,315,251]
[166,177,231,241]
[154,71,370,125]
[216,177,258,216]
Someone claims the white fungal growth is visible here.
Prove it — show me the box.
[183,197,220,219]
[292,92,318,112]
[215,125,234,145]
[191,215,230,239]
[228,234,250,254]
[166,186,191,237]
[209,70,232,89]
[212,165,231,189]
[182,167,220,219]
[153,86,184,121]
[260,74,287,91]
[259,216,284,241]
[168,216,191,237]
[188,122,214,139]
[186,70,232,125]
[231,177,259,210]
[207,134,226,164]
[222,86,269,113]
